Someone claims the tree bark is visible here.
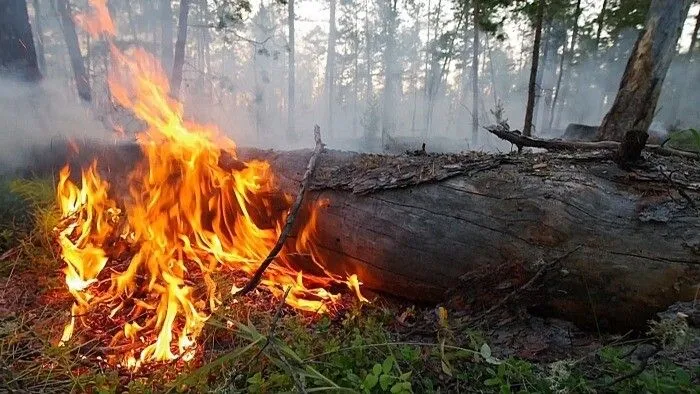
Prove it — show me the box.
[597,0,693,141]
[471,0,480,145]
[287,0,296,140]
[57,0,91,101]
[171,0,191,99]
[523,0,544,137]
[325,0,337,137]
[161,0,174,67]
[0,0,41,81]
[30,0,46,72]
[37,141,700,332]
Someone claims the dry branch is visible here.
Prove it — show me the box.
[234,126,325,297]
[485,124,699,160]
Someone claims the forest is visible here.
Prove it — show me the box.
[0,0,699,392]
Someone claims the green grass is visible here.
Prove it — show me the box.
[0,176,698,393]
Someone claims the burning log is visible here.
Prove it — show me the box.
[242,147,700,332]
[31,140,700,333]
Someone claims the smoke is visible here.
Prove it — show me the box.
[0,77,111,175]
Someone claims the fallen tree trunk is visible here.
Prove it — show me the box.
[24,141,700,331]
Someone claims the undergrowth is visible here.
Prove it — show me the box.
[0,178,698,393]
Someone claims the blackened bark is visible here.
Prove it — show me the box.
[0,0,41,81]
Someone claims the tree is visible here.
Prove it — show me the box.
[380,0,399,147]
[597,0,692,141]
[325,0,337,136]
[171,0,192,98]
[0,0,41,81]
[57,0,91,101]
[30,0,46,72]
[287,0,295,140]
[471,0,480,144]
[161,0,174,67]
[523,0,545,137]
[548,0,581,132]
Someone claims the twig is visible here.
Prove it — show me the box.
[463,245,582,326]
[485,124,700,160]
[234,125,324,297]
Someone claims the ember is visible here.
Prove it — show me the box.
[55,0,364,368]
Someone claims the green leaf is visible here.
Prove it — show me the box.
[363,374,378,390]
[382,356,395,374]
[480,343,492,359]
[484,377,501,386]
[390,382,404,393]
[399,371,412,381]
[372,363,382,376]
[380,374,393,391]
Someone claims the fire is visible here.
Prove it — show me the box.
[56,0,364,367]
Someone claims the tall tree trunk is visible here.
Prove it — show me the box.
[171,0,191,99]
[352,4,360,137]
[597,0,692,141]
[523,0,544,137]
[548,0,581,132]
[594,0,607,53]
[57,0,91,101]
[325,0,337,137]
[486,37,497,108]
[532,22,552,135]
[30,0,46,72]
[161,0,174,67]
[471,0,480,145]
[0,0,41,81]
[425,0,443,138]
[287,0,296,140]
[364,0,372,104]
[381,0,398,147]
[689,6,700,54]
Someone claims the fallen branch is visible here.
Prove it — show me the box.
[485,124,699,160]
[234,126,325,297]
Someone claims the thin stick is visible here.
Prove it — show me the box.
[485,124,699,160]
[234,125,325,297]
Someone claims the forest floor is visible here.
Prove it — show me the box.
[0,176,698,393]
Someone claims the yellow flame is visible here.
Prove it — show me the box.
[56,0,366,366]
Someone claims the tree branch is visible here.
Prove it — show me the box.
[485,124,699,160]
[234,125,325,297]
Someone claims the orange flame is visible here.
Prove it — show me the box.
[57,0,365,367]
[74,0,115,39]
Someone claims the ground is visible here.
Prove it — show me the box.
[0,176,698,393]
